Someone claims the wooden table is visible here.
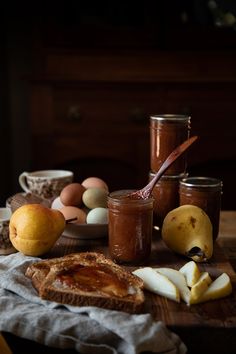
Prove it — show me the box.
[3,210,236,354]
[218,211,236,269]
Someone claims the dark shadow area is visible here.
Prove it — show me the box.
[56,157,140,193]
[189,159,236,210]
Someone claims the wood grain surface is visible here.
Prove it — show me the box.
[47,214,236,330]
[3,211,236,354]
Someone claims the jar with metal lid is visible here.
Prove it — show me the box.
[108,190,153,265]
[179,177,223,240]
[150,114,191,175]
[149,172,187,228]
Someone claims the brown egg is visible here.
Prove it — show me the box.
[60,206,87,225]
[81,177,109,191]
[60,183,86,207]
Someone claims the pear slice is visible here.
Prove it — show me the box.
[133,267,180,302]
[179,261,201,287]
[191,273,232,304]
[154,267,191,305]
[189,272,212,303]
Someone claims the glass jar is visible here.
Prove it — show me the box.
[179,177,223,240]
[149,172,187,228]
[150,114,191,174]
[108,190,154,265]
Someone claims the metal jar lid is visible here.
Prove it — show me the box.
[179,176,223,190]
[150,114,191,123]
[149,171,188,181]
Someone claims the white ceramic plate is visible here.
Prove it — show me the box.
[63,223,108,239]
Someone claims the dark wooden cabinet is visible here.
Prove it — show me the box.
[28,25,236,208]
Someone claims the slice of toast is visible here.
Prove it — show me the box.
[26,252,145,313]
[25,253,81,288]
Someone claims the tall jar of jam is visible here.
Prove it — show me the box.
[179,177,223,240]
[150,114,191,174]
[108,190,154,265]
[149,172,187,228]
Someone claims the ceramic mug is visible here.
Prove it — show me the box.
[0,207,16,255]
[19,170,74,199]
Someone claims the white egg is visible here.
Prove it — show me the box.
[51,196,65,210]
[86,207,108,224]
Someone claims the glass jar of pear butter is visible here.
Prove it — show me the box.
[150,114,191,174]
[149,172,187,228]
[179,177,223,240]
[108,190,153,265]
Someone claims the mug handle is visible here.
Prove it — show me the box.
[18,172,30,193]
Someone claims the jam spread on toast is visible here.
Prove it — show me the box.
[56,264,134,297]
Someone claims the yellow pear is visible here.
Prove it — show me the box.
[9,204,65,256]
[0,333,12,354]
[162,205,213,262]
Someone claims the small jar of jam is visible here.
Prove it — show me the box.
[179,177,223,240]
[150,114,191,174]
[149,172,187,228]
[108,190,154,265]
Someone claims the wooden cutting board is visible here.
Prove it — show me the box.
[48,228,236,330]
[143,234,236,328]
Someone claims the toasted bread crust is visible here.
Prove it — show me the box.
[25,253,83,290]
[26,252,144,313]
[40,286,143,312]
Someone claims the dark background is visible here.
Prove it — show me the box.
[1,0,236,209]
